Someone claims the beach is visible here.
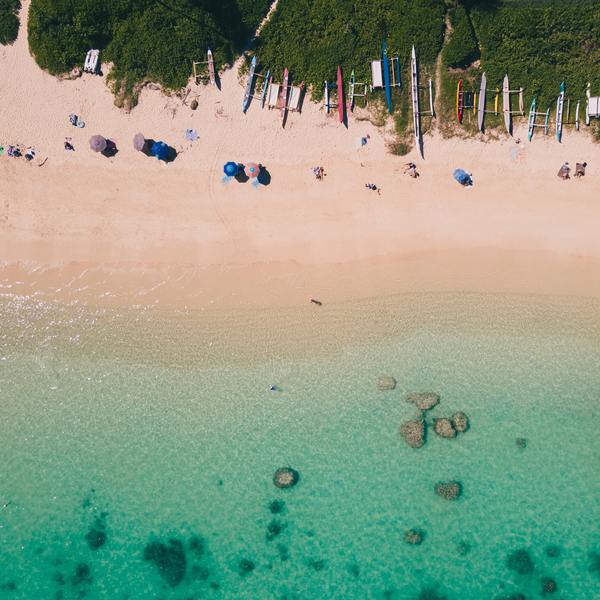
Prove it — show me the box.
[1,3,600,599]
[2,1,600,311]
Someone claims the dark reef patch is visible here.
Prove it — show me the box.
[347,562,360,578]
[238,558,255,575]
[416,587,447,600]
[589,551,600,578]
[457,541,471,555]
[0,581,17,591]
[71,563,92,586]
[190,564,210,581]
[266,519,284,541]
[277,544,289,561]
[143,538,187,587]
[541,576,557,594]
[308,559,326,571]
[545,545,561,558]
[506,549,534,575]
[189,535,205,558]
[269,499,286,514]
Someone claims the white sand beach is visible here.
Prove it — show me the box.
[2,1,600,309]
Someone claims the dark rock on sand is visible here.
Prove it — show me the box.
[238,558,255,575]
[400,419,426,448]
[273,467,299,489]
[457,541,471,556]
[378,376,397,391]
[417,587,448,600]
[516,437,527,450]
[404,528,425,545]
[406,392,440,411]
[433,418,457,439]
[71,563,92,586]
[266,519,284,541]
[451,412,469,433]
[434,481,462,500]
[269,499,286,514]
[541,576,557,594]
[85,528,106,551]
[143,539,187,587]
[506,548,534,575]
[589,551,600,578]
[308,559,326,571]
[545,545,561,558]
[189,535,205,558]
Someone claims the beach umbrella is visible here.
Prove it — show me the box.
[453,168,472,186]
[244,162,260,178]
[223,161,238,177]
[133,133,145,151]
[151,141,169,161]
[89,135,107,153]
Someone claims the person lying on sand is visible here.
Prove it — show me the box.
[574,162,587,177]
[365,183,381,195]
[403,162,419,178]
[557,162,570,180]
[64,138,75,151]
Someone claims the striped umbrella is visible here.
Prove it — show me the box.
[244,162,259,178]
[89,135,107,153]
[133,133,145,151]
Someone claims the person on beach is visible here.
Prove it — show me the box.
[574,162,587,178]
[25,147,36,162]
[557,162,570,180]
[312,166,325,181]
[365,183,381,195]
[64,138,75,151]
[403,162,419,178]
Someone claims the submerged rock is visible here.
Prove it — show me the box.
[378,376,397,391]
[269,499,286,514]
[238,558,255,575]
[273,467,300,489]
[190,565,210,581]
[308,559,326,571]
[589,551,600,578]
[417,587,448,600]
[143,539,187,587]
[545,545,561,558]
[541,576,557,594]
[451,412,469,433]
[494,594,526,600]
[433,418,457,439]
[347,562,360,578]
[266,519,284,541]
[400,419,426,448]
[506,548,534,575]
[406,392,440,411]
[277,544,289,562]
[71,563,92,586]
[404,528,425,545]
[189,535,205,558]
[457,541,472,556]
[516,437,527,450]
[85,528,106,551]
[434,481,462,500]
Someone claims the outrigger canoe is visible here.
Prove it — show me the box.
[242,56,256,113]
[207,49,216,86]
[279,68,289,125]
[456,79,464,123]
[410,46,421,156]
[556,82,565,142]
[337,65,344,123]
[528,96,537,141]
[382,38,392,114]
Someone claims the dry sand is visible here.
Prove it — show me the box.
[2,1,600,310]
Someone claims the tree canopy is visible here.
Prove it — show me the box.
[0,0,21,45]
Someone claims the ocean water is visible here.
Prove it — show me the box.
[0,292,599,600]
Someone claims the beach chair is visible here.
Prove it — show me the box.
[84,49,100,74]
[288,83,304,113]
[267,83,280,109]
[371,60,383,90]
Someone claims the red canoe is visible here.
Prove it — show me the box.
[337,65,345,123]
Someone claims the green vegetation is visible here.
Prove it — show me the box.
[439,0,600,134]
[0,0,21,45]
[254,0,446,100]
[28,0,271,104]
[443,6,478,69]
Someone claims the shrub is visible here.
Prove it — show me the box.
[444,6,478,68]
[0,0,21,45]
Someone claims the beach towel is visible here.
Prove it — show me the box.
[185,129,199,142]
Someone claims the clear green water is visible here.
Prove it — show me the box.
[0,293,599,600]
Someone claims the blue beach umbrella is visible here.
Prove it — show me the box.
[223,161,238,177]
[453,168,473,186]
[151,141,169,161]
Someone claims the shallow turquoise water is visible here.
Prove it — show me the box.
[0,293,599,599]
